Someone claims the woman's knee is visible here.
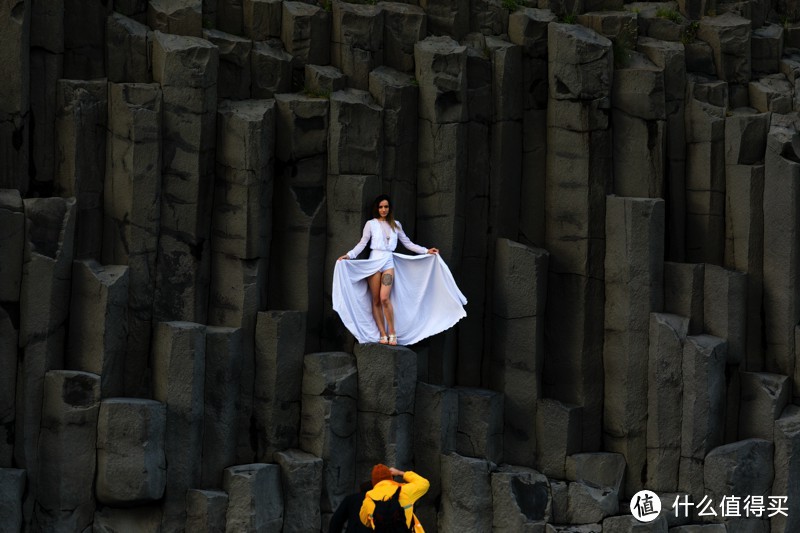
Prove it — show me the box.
[380,295,392,306]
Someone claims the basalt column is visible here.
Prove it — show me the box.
[544,23,612,451]
[152,31,219,324]
[764,115,800,402]
[270,93,328,352]
[15,197,76,519]
[414,36,468,386]
[103,82,162,397]
[0,0,30,193]
[603,196,665,497]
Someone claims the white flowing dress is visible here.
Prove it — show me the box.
[332,219,467,345]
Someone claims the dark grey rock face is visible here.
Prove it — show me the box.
[4,2,800,531]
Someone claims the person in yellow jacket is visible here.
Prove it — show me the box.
[359,464,429,532]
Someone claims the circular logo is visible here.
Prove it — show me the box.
[630,490,662,522]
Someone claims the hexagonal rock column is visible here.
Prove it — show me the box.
[223,463,284,532]
[323,173,381,348]
[96,398,167,505]
[300,352,358,513]
[491,239,548,467]
[773,405,800,533]
[201,327,243,488]
[281,1,330,69]
[412,382,456,527]
[93,506,162,532]
[203,30,252,101]
[439,452,492,532]
[15,197,76,496]
[35,370,101,532]
[243,0,282,40]
[368,67,418,222]
[604,515,668,532]
[737,372,789,441]
[454,387,503,464]
[251,41,293,98]
[638,37,687,261]
[764,115,800,400]
[186,489,228,532]
[0,469,26,533]
[328,89,383,178]
[544,23,612,452]
[103,82,162,397]
[509,8,556,247]
[565,480,619,524]
[106,13,153,84]
[604,197,665,497]
[0,189,23,303]
[253,311,306,462]
[704,439,773,531]
[536,398,582,480]
[216,0,244,36]
[749,74,793,114]
[696,13,751,86]
[703,265,746,367]
[684,75,726,265]
[380,2,426,73]
[647,313,689,492]
[419,0,468,40]
[355,343,416,484]
[54,79,108,260]
[147,0,202,38]
[724,109,768,371]
[270,94,328,352]
[491,465,551,531]
[63,0,111,78]
[151,31,218,324]
[274,449,323,533]
[0,0,30,194]
[67,260,129,398]
[752,23,784,76]
[663,261,704,335]
[679,334,727,504]
[152,321,206,532]
[331,2,383,90]
[611,52,666,198]
[0,306,17,467]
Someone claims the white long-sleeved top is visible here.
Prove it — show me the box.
[347,219,428,259]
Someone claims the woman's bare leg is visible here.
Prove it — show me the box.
[368,271,386,338]
[380,269,396,340]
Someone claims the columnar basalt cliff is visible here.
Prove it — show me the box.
[2,0,800,531]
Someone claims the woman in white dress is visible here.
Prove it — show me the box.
[334,195,466,346]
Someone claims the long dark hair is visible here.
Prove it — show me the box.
[371,194,397,230]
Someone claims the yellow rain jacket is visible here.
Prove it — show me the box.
[359,471,430,532]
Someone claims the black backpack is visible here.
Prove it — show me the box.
[371,486,414,532]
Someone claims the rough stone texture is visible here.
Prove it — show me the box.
[536,399,582,479]
[54,79,108,261]
[300,352,358,513]
[0,0,30,194]
[455,386,503,463]
[679,335,727,503]
[566,481,619,524]
[545,22,612,453]
[186,489,228,533]
[224,463,284,532]
[274,449,323,533]
[152,321,206,532]
[565,453,626,495]
[414,36,468,125]
[147,0,202,37]
[492,239,548,467]
[380,2,426,73]
[243,0,282,40]
[420,0,468,39]
[281,1,330,68]
[355,343,416,482]
[306,64,347,97]
[96,398,167,505]
[738,372,789,441]
[413,382,457,510]
[772,405,800,533]
[151,31,218,325]
[93,506,163,533]
[439,453,492,532]
[106,12,152,84]
[103,82,162,397]
[647,313,689,492]
[603,515,668,532]
[603,197,665,497]
[0,469,26,533]
[751,23,783,75]
[663,262,704,335]
[35,370,100,532]
[702,265,747,366]
[0,307,17,467]
[763,116,800,399]
[203,30,252,101]
[328,89,383,176]
[254,311,306,461]
[251,40,293,98]
[16,197,76,505]
[749,75,793,114]
[331,2,383,91]
[201,327,243,488]
[0,189,24,302]
[492,465,551,532]
[696,13,751,84]
[63,0,111,79]
[67,260,128,398]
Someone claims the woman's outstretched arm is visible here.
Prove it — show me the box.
[397,222,438,255]
[338,222,371,260]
